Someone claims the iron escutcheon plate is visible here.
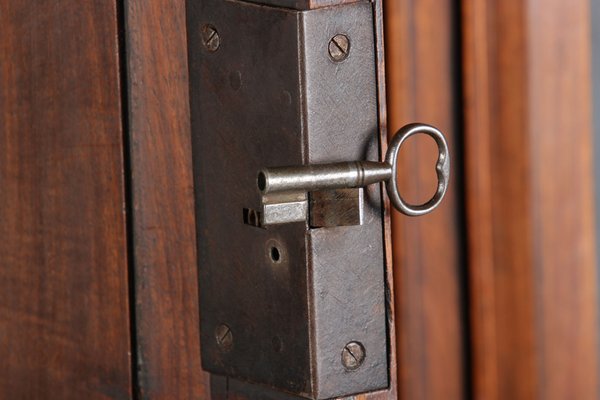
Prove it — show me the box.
[187,0,388,398]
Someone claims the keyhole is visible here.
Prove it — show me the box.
[270,246,281,263]
[265,239,285,265]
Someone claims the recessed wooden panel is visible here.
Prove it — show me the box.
[0,2,132,398]
[384,1,467,399]
[124,0,209,398]
[462,0,599,398]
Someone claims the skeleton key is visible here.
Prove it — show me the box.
[256,123,450,220]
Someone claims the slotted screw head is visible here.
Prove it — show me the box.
[215,324,233,351]
[202,24,220,52]
[341,341,365,370]
[328,34,350,62]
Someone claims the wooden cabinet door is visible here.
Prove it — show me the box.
[0,2,132,399]
[1,0,598,399]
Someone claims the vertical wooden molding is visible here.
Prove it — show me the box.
[461,1,500,398]
[529,1,598,398]
[384,1,466,399]
[124,0,210,398]
[462,0,599,398]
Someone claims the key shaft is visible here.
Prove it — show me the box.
[256,123,450,217]
[257,161,392,195]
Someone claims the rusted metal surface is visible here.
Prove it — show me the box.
[187,0,388,398]
[188,0,310,394]
[301,5,387,394]
[310,189,363,228]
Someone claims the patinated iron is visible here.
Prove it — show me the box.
[328,34,350,62]
[200,24,220,52]
[187,0,395,398]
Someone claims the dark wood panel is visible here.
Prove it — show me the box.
[124,0,209,398]
[384,0,466,399]
[0,2,132,399]
[462,0,599,399]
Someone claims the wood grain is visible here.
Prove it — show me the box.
[0,2,132,399]
[462,0,599,399]
[384,0,466,399]
[123,0,209,398]
[460,1,499,398]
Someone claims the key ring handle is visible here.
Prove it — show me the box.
[385,123,450,216]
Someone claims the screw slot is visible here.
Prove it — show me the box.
[201,24,220,52]
[341,341,365,371]
[328,34,350,62]
[215,324,233,352]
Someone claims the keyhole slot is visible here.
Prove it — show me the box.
[270,246,281,263]
[265,239,285,265]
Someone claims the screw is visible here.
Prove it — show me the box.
[341,341,365,370]
[215,324,233,351]
[328,34,350,62]
[272,336,283,353]
[202,24,220,52]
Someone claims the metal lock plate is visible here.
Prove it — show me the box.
[187,0,388,398]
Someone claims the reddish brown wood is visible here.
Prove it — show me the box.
[384,0,466,399]
[124,0,209,398]
[462,0,599,399]
[460,1,499,398]
[0,2,132,399]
